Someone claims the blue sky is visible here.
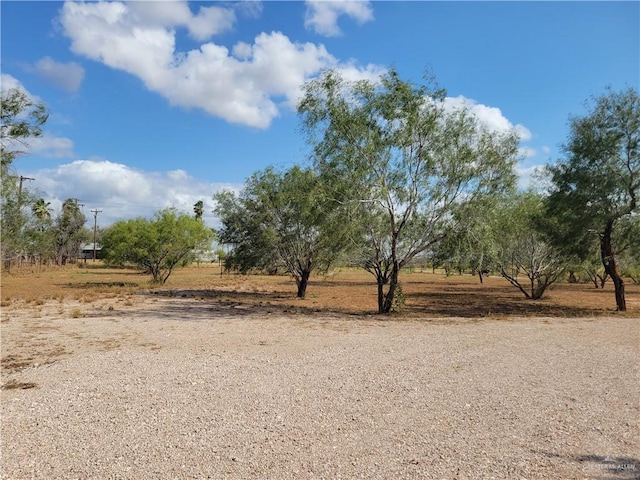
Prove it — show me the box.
[2,1,638,228]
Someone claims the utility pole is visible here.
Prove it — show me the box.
[91,209,102,261]
[17,176,34,205]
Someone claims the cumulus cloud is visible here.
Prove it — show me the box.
[304,0,373,37]
[28,133,76,158]
[0,73,43,104]
[516,163,546,190]
[1,74,75,158]
[1,73,29,95]
[235,1,263,19]
[518,146,536,159]
[127,1,236,41]
[59,1,382,128]
[32,57,85,93]
[444,95,532,141]
[26,159,242,228]
[442,95,540,189]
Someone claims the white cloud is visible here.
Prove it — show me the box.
[333,62,386,84]
[518,146,536,159]
[235,1,263,19]
[28,133,76,158]
[26,159,242,228]
[1,73,39,100]
[444,95,532,141]
[304,0,373,37]
[127,1,236,41]
[187,5,236,41]
[232,41,253,60]
[2,73,25,94]
[443,95,539,189]
[59,1,382,128]
[516,163,546,190]
[32,57,85,93]
[1,74,75,158]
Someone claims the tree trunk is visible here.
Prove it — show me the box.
[380,262,400,314]
[601,219,626,311]
[377,280,385,313]
[296,269,311,298]
[599,272,609,289]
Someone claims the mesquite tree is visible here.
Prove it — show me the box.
[102,208,214,284]
[214,166,349,298]
[494,192,567,299]
[53,199,88,265]
[1,87,48,268]
[298,69,518,313]
[545,87,639,311]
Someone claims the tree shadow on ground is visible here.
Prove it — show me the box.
[405,289,605,318]
[60,281,140,289]
[136,289,370,321]
[135,282,612,321]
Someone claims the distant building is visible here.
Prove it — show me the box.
[79,243,103,260]
[193,249,219,263]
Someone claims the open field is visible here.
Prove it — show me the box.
[2,262,639,317]
[1,265,639,479]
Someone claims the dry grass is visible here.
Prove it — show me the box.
[1,261,638,318]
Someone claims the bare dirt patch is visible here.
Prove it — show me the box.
[1,265,638,479]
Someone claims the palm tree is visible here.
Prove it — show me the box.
[32,198,52,221]
[194,200,204,222]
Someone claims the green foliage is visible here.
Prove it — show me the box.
[616,213,640,283]
[23,205,56,264]
[214,185,279,275]
[102,208,215,284]
[1,88,49,267]
[32,198,52,222]
[1,88,48,170]
[1,174,32,266]
[214,166,350,297]
[494,192,567,299]
[430,196,505,281]
[298,68,518,313]
[193,200,204,221]
[544,87,639,310]
[53,199,89,265]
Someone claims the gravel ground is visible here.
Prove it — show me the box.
[1,296,639,479]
